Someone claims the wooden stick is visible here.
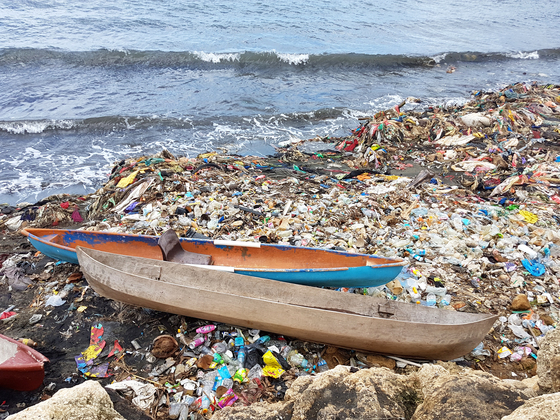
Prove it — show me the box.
[386,355,423,367]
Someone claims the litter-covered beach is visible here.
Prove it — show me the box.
[2,82,560,419]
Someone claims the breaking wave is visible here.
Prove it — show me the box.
[2,47,557,70]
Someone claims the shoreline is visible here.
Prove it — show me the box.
[2,82,560,418]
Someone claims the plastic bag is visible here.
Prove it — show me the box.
[45,294,66,307]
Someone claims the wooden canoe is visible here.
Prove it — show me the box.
[77,247,498,361]
[22,228,406,288]
[0,334,49,391]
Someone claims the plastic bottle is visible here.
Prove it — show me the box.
[198,345,213,356]
[287,350,308,368]
[316,357,328,373]
[212,374,222,391]
[237,346,246,366]
[196,325,216,334]
[221,351,234,365]
[200,395,211,414]
[233,368,248,383]
[426,293,436,306]
[188,337,205,349]
[17,338,37,347]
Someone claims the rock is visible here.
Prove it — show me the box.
[537,327,560,392]
[520,376,540,394]
[7,381,125,420]
[412,369,531,419]
[213,366,420,420]
[415,364,450,391]
[540,314,555,326]
[511,294,532,311]
[501,379,538,399]
[501,392,560,420]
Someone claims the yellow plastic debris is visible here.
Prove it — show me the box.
[262,350,285,378]
[519,210,538,223]
[116,170,139,188]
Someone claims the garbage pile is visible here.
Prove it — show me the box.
[2,82,560,416]
[99,321,334,419]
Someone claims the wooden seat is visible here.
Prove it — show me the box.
[158,229,212,265]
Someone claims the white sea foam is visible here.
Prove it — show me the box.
[431,53,448,64]
[363,94,405,115]
[24,147,42,159]
[193,51,240,63]
[506,51,539,60]
[275,52,309,65]
[0,120,75,134]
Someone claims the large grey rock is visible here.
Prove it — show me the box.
[537,327,560,392]
[213,365,420,420]
[412,368,532,420]
[7,381,125,420]
[501,392,560,420]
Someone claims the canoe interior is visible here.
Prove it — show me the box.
[23,228,404,270]
[0,334,49,391]
[78,247,498,360]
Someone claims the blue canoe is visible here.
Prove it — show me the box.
[21,228,406,288]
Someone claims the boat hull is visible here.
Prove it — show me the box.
[23,228,405,288]
[77,247,497,361]
[0,334,49,392]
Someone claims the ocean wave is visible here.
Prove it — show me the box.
[2,47,557,70]
[0,120,75,134]
[276,53,310,65]
[0,109,352,135]
[506,51,540,60]
[433,48,560,64]
[193,51,240,63]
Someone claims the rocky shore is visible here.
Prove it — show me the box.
[2,82,560,419]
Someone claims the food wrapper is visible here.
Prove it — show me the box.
[262,350,285,378]
[217,389,238,408]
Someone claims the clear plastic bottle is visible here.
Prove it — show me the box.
[316,357,328,373]
[426,293,436,306]
[287,350,308,368]
[237,346,246,366]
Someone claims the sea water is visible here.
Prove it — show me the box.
[1,0,559,204]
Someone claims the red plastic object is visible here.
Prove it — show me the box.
[0,334,49,391]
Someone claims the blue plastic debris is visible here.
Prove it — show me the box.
[521,259,545,276]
